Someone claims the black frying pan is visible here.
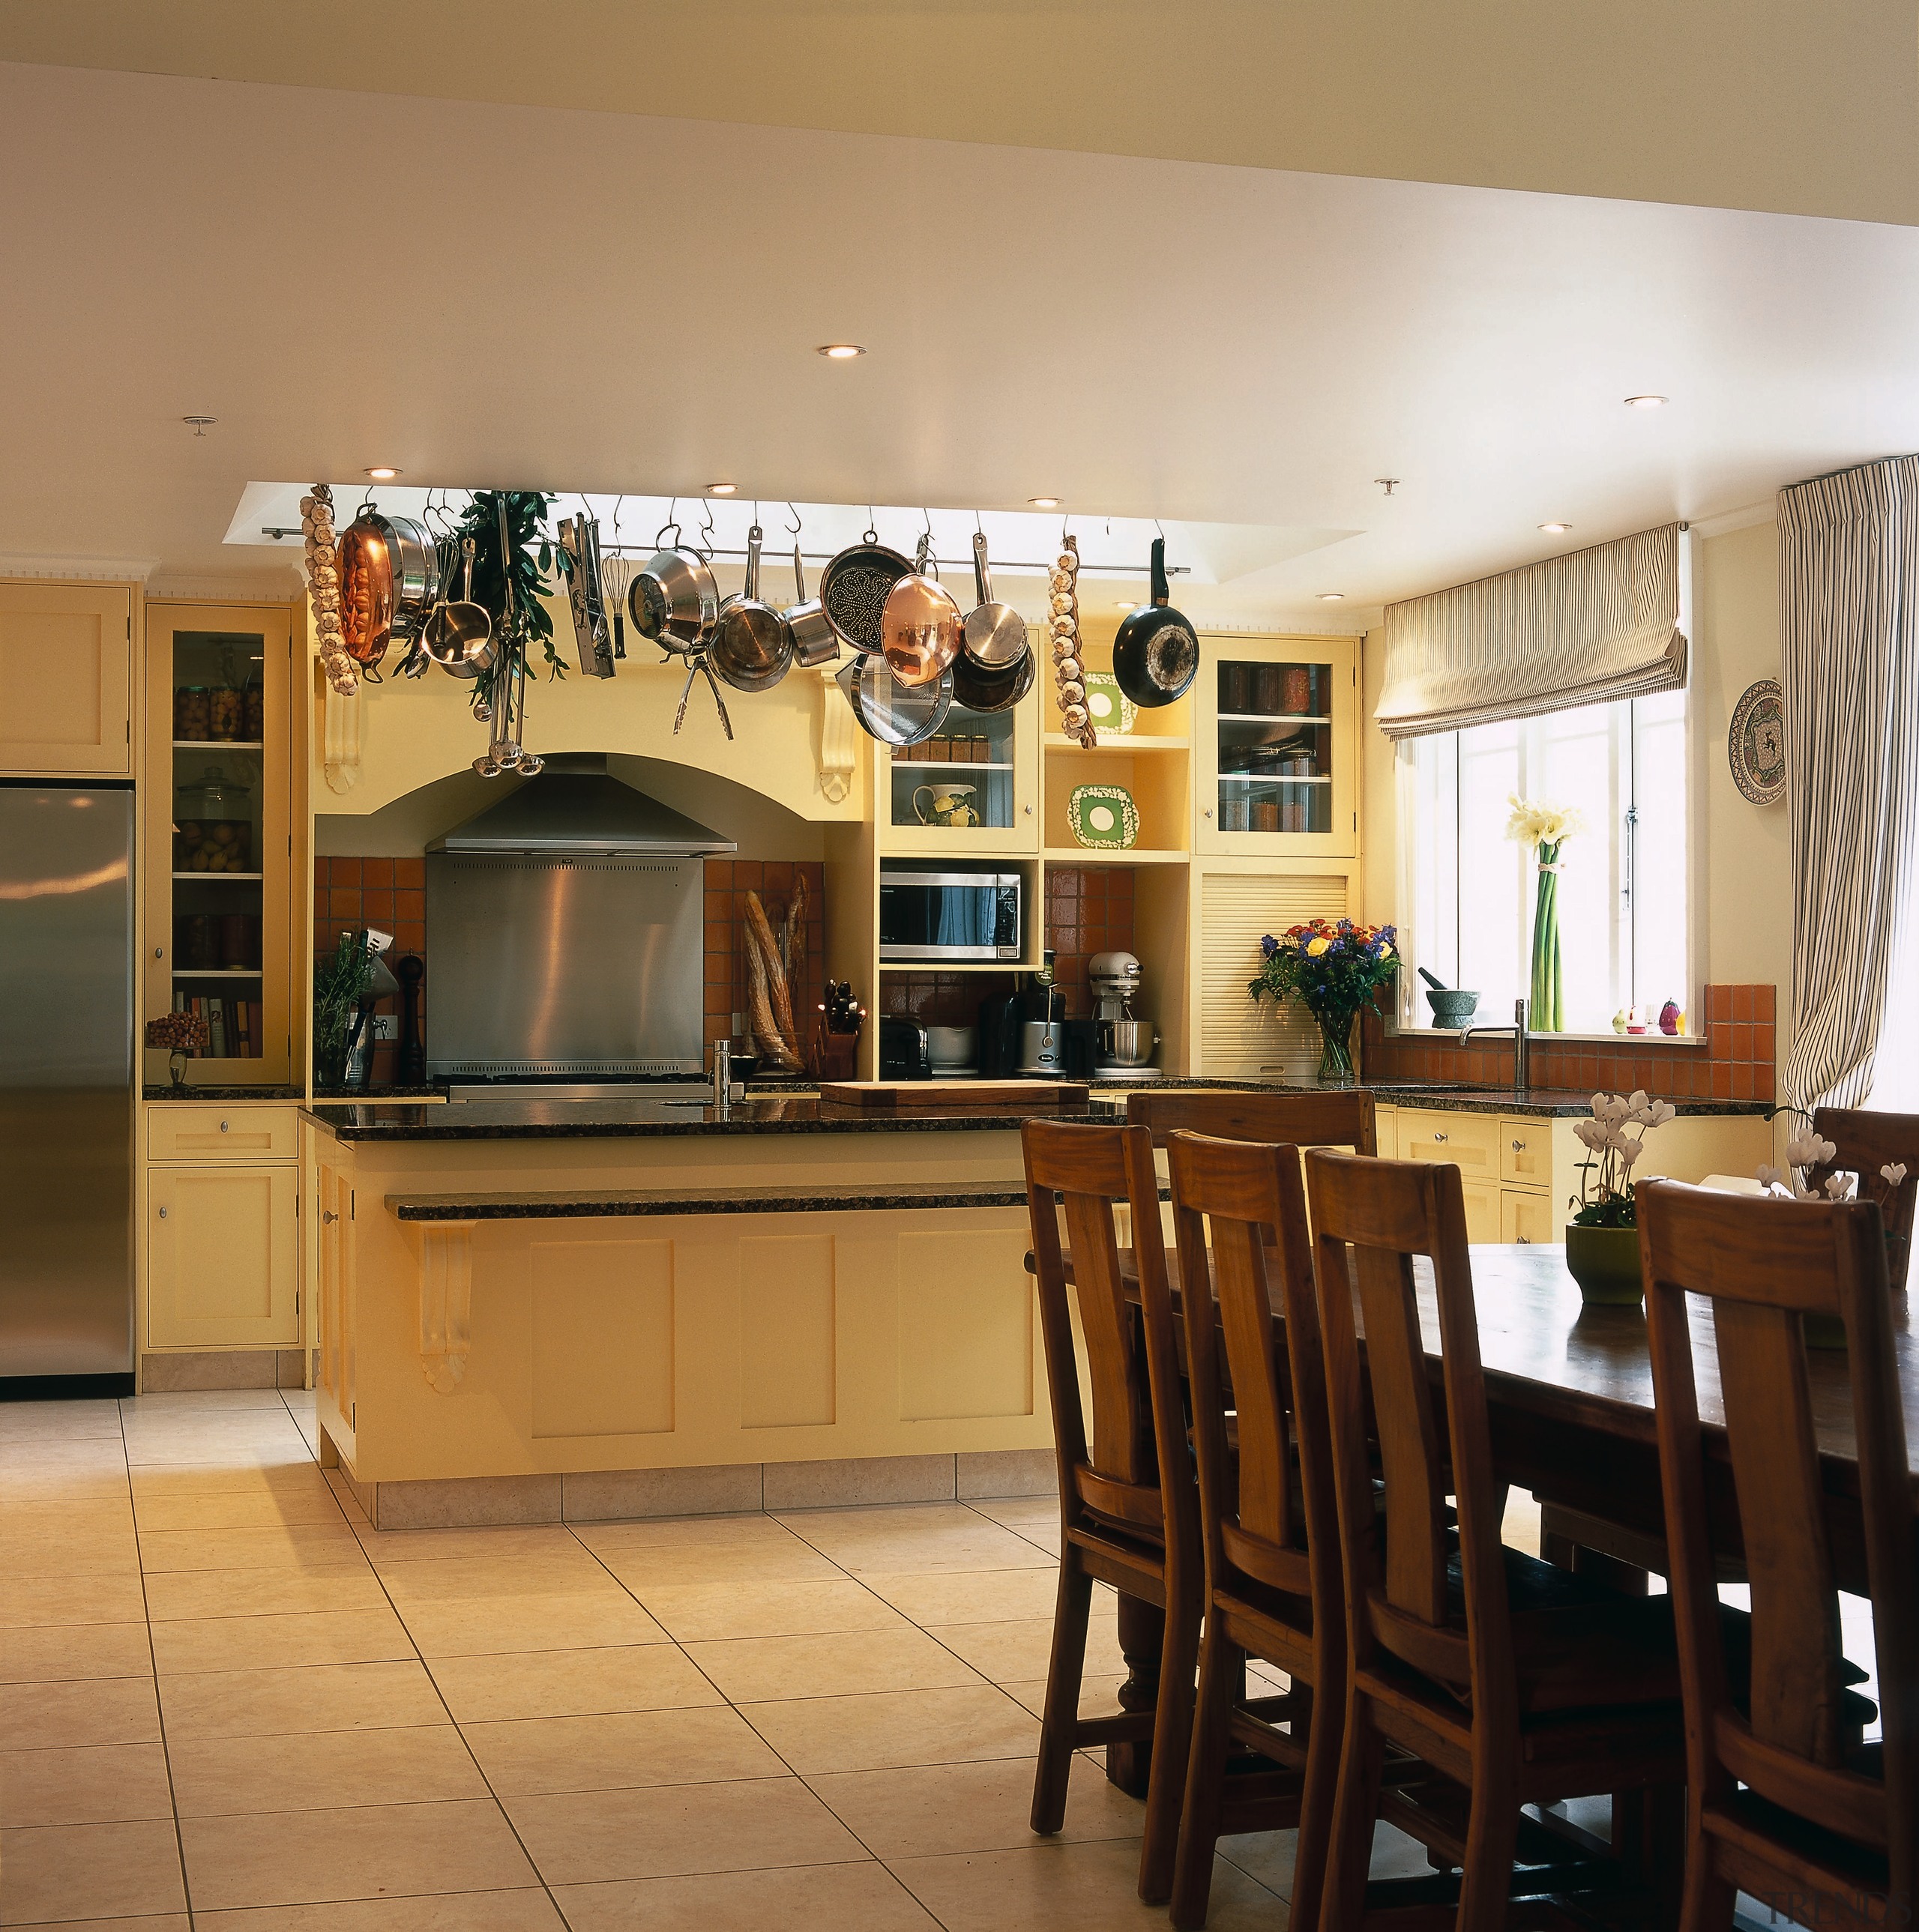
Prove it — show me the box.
[953,642,1034,714]
[819,528,912,656]
[1112,536,1199,708]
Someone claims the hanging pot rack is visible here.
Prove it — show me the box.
[594,540,1188,578]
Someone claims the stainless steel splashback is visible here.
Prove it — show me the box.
[425,854,705,1077]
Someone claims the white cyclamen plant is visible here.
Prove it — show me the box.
[1757,1128,1908,1204]
[1571,1090,1677,1227]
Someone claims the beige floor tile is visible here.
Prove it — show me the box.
[0,1573,149,1631]
[858,1568,1064,1627]
[427,1646,720,1723]
[463,1706,785,1796]
[192,1891,564,1930]
[180,1798,535,1910]
[504,1775,864,1885]
[963,1497,1058,1527]
[0,1499,135,1531]
[150,1607,412,1675]
[136,1524,365,1575]
[193,1889,564,1931]
[0,1622,151,1684]
[1003,1673,1130,1722]
[808,1754,1143,1859]
[887,1837,1283,1932]
[121,1434,312,1471]
[133,1488,349,1531]
[355,1526,582,1567]
[4,1918,189,1931]
[0,1470,132,1509]
[1215,1814,1433,1895]
[930,1613,1124,1685]
[0,1401,124,1440]
[0,1818,186,1923]
[635,1578,906,1643]
[0,1743,172,1828]
[142,1566,388,1622]
[741,1684,1041,1776]
[124,1389,292,1414]
[777,1506,1056,1577]
[130,1462,333,1500]
[0,1524,141,1579]
[592,1541,844,1590]
[375,1554,614,1605]
[0,1441,129,1478]
[554,1860,939,1931]
[570,1512,795,1551]
[685,1626,983,1703]
[396,1591,666,1659]
[160,1660,448,1740]
[7,1678,160,1751]
[169,1725,487,1818]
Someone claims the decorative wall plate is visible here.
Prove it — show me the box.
[1081,672,1136,736]
[1729,677,1786,805]
[1067,783,1139,849]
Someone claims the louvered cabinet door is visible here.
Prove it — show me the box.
[1194,867,1361,1077]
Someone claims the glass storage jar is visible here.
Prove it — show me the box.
[208,688,244,740]
[173,767,253,874]
[173,686,211,740]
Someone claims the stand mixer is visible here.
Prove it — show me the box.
[1088,950,1160,1078]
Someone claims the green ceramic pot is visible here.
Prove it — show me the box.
[1564,1222,1644,1306]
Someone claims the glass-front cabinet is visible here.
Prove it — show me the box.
[143,604,295,1084]
[1194,633,1358,857]
[879,689,1041,855]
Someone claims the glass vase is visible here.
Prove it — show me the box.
[1316,1009,1358,1086]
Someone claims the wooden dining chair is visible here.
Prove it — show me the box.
[1809,1106,1918,1293]
[1022,1117,1202,1905]
[1637,1180,1917,1931]
[1127,1085,1379,1156]
[1166,1128,1347,1932]
[1305,1149,1700,1931]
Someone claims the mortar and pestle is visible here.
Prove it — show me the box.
[1418,966,1481,1029]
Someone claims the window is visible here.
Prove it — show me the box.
[1400,689,1689,1034]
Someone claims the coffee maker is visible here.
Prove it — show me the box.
[1088,950,1160,1077]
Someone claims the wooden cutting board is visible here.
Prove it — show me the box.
[819,1080,1091,1111]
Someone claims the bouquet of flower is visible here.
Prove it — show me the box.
[1757,1125,1906,1207]
[1506,795,1585,1033]
[1571,1090,1676,1227]
[1250,919,1398,1084]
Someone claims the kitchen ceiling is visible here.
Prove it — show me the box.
[2,60,1918,624]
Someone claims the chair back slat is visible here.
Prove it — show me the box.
[1305,1150,1514,1706]
[1639,1180,1919,1898]
[1166,1129,1336,1617]
[1810,1106,1918,1293]
[1061,1185,1151,1486]
[1129,1087,1377,1156]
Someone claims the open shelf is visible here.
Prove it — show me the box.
[173,739,264,751]
[1045,732,1189,751]
[1218,773,1333,786]
[172,871,263,881]
[1043,847,1188,865]
[1217,713,1331,728]
[879,959,1040,975]
[172,968,263,980]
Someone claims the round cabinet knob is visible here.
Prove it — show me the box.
[321,1210,338,1225]
[1516,1233,1531,1244]
[157,1207,168,1219]
[219,1120,229,1133]
[1023,803,1033,815]
[1511,1138,1524,1150]
[1203,808,1214,820]
[1433,1132,1448,1144]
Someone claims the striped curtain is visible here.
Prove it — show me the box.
[1779,456,1919,1111]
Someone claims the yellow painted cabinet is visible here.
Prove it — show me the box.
[879,689,1041,856]
[1459,1177,1503,1245]
[147,1165,300,1348]
[0,582,134,775]
[1501,1188,1559,1246]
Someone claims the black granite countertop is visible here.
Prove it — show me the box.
[145,1084,306,1102]
[387,1180,1034,1220]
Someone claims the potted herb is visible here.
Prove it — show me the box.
[1249,920,1399,1086]
[1567,1090,1675,1303]
[313,930,376,1090]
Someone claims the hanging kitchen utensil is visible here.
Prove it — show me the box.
[961,529,1028,670]
[475,498,532,776]
[599,547,630,660]
[423,537,495,678]
[836,652,953,747]
[709,523,792,692]
[953,638,1034,713]
[556,514,615,677]
[671,655,735,740]
[784,545,840,669]
[819,525,911,656]
[880,531,962,687]
[629,527,719,656]
[1112,534,1199,708]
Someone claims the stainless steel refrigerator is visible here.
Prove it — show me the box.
[0,782,135,1389]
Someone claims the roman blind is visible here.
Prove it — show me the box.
[1376,523,1688,740]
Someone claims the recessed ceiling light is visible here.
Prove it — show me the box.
[1317,592,1345,602]
[1115,602,1136,612]
[1537,522,1571,534]
[706,483,736,495]
[1028,497,1061,509]
[364,466,400,480]
[816,343,865,359]
[1624,394,1669,409]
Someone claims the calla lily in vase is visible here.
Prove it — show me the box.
[1565,1090,1675,1305]
[1506,796,1585,1033]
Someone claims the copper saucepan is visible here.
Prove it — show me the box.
[880,532,962,687]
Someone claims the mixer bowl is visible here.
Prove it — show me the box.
[1102,1020,1159,1068]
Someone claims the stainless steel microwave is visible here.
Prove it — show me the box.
[879,871,1023,962]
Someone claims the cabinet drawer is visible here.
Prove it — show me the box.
[1501,1118,1554,1187]
[1396,1109,1502,1182]
[148,1105,298,1162]
[1459,1178,1502,1245]
[1501,1188,1558,1246]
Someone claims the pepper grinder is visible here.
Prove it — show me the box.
[394,954,426,1085]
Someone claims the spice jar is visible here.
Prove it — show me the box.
[174,687,211,740]
[208,689,244,740]
[1280,665,1313,715]
[173,767,253,874]
[243,683,265,743]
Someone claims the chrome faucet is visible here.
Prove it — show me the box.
[1459,996,1531,1091]
[711,1036,733,1110]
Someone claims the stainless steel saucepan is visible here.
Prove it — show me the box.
[785,546,840,668]
[628,523,720,655]
[709,524,791,692]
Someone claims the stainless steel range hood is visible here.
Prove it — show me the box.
[428,755,736,857]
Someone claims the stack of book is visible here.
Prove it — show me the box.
[170,990,262,1058]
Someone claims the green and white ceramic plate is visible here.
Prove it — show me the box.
[1067,784,1139,849]
[1082,672,1136,736]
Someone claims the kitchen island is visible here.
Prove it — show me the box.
[301,1092,1075,1527]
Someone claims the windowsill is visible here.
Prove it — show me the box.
[1385,1024,1708,1048]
